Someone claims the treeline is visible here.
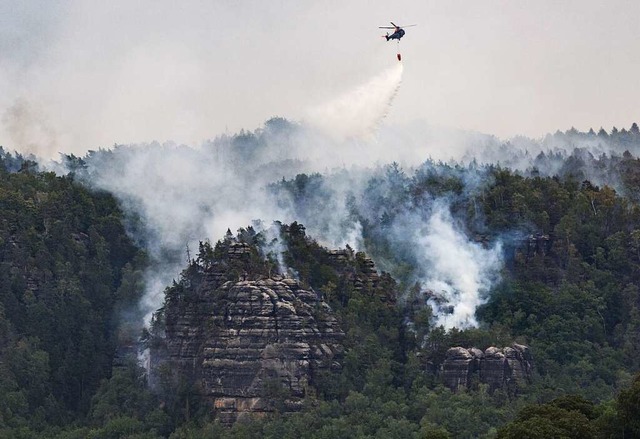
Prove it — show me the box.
[544,122,640,148]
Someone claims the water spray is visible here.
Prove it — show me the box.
[306,64,404,141]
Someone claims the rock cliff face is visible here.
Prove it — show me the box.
[442,344,533,393]
[200,278,343,424]
[149,237,346,424]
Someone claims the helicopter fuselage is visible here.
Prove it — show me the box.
[385,28,405,41]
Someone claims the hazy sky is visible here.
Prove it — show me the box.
[1,0,639,156]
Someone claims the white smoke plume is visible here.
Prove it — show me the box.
[256,221,291,277]
[414,204,503,329]
[266,159,506,330]
[80,142,292,325]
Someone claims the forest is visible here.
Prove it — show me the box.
[1,123,640,438]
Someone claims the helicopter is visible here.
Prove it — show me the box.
[379,22,417,41]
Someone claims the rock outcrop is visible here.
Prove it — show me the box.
[441,347,484,389]
[200,278,343,424]
[150,236,345,425]
[442,344,532,393]
[327,249,396,303]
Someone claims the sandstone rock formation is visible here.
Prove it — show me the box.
[441,347,484,389]
[200,278,343,424]
[442,344,532,393]
[327,249,396,303]
[149,237,345,425]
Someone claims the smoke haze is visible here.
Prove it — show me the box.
[3,1,639,334]
[72,101,640,331]
[69,63,403,323]
[3,1,640,158]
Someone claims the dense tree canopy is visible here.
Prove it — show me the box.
[0,153,147,436]
[3,123,640,437]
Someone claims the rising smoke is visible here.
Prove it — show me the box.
[50,68,640,334]
[23,62,640,336]
[413,204,502,328]
[75,64,410,326]
[271,163,505,330]
[60,64,640,333]
[3,2,639,355]
[79,142,289,325]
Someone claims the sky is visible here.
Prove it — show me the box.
[1,0,639,157]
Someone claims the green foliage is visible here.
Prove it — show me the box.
[494,389,640,439]
[0,163,146,433]
[89,362,160,427]
[616,373,640,437]
[499,403,598,438]
[7,134,640,437]
[261,153,640,436]
[464,165,640,400]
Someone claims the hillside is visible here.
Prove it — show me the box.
[0,153,146,432]
[1,123,640,437]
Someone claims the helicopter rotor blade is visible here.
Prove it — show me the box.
[390,21,397,27]
[379,26,396,29]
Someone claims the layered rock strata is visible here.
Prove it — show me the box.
[150,241,345,424]
[442,344,532,392]
[200,278,343,424]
